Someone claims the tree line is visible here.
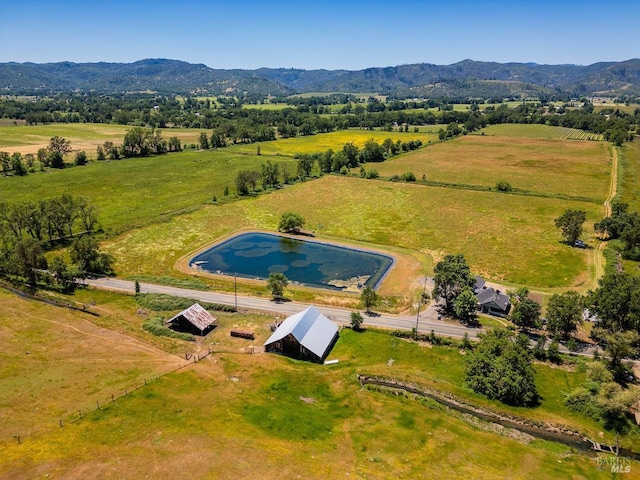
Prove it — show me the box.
[232,137,424,196]
[2,93,636,145]
[0,195,112,290]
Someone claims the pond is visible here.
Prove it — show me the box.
[190,232,394,292]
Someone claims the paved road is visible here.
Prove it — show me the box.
[85,277,481,339]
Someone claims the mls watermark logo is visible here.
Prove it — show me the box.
[596,456,632,474]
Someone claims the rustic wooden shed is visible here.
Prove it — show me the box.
[166,303,217,336]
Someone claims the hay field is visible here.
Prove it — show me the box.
[105,175,600,288]
[374,133,611,200]
[0,123,202,155]
[0,292,616,479]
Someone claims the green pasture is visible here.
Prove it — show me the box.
[477,123,605,141]
[0,149,296,234]
[374,131,611,200]
[105,175,600,289]
[0,293,625,478]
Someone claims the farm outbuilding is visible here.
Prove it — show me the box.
[263,305,339,363]
[166,303,217,336]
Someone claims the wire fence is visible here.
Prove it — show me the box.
[0,347,220,448]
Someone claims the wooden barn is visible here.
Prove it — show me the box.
[166,303,217,336]
[263,305,339,363]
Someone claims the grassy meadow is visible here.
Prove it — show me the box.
[104,174,600,290]
[0,290,629,479]
[375,130,611,199]
[0,122,204,155]
[0,125,607,290]
[618,142,640,211]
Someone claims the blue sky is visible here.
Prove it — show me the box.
[0,0,638,69]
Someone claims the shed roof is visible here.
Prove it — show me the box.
[166,303,217,332]
[264,305,338,359]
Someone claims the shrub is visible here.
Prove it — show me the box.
[365,169,379,179]
[496,180,512,192]
[400,172,416,182]
[142,316,195,341]
[135,293,236,312]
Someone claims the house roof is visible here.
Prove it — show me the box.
[477,288,510,311]
[263,305,338,359]
[473,275,486,294]
[166,303,217,332]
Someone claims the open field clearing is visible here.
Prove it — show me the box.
[478,123,605,141]
[618,142,640,211]
[374,133,611,200]
[593,102,640,114]
[0,290,187,440]
[0,149,296,234]
[230,128,439,156]
[0,292,623,478]
[0,123,202,155]
[105,175,600,289]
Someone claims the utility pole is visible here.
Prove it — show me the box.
[415,276,428,335]
[234,272,237,311]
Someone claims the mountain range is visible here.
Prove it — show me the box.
[1,58,639,98]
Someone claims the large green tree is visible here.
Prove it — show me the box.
[510,291,541,331]
[588,271,640,334]
[266,272,289,300]
[278,212,305,234]
[432,254,475,313]
[453,287,479,325]
[554,209,587,245]
[465,329,538,406]
[69,235,114,275]
[545,291,583,337]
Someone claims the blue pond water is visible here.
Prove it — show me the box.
[190,232,393,291]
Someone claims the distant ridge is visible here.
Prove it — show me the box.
[1,58,639,97]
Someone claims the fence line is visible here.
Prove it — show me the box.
[0,353,207,448]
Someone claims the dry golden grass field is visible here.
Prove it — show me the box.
[375,134,611,200]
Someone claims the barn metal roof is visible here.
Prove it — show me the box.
[263,305,338,359]
[166,303,217,332]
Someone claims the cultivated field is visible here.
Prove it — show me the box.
[374,131,611,199]
[479,123,605,141]
[230,128,439,156]
[0,290,621,479]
